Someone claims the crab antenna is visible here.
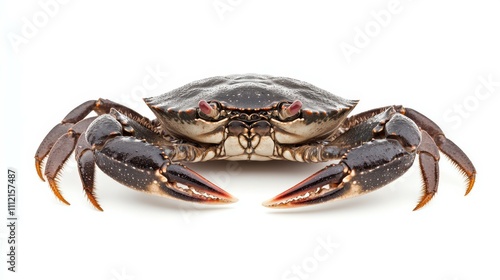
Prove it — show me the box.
[280,100,302,119]
[198,100,219,118]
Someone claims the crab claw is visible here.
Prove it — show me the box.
[263,164,349,208]
[161,163,238,204]
[264,138,418,209]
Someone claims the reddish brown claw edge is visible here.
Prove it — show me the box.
[262,164,348,208]
[161,164,238,204]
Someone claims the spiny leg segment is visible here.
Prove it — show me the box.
[402,107,476,196]
[35,99,146,208]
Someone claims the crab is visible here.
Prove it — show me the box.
[35,74,476,211]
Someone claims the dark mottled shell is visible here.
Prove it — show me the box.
[144,74,358,123]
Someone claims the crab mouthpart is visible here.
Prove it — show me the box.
[163,164,238,204]
[262,164,348,208]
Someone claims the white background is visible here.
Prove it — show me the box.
[1,1,499,280]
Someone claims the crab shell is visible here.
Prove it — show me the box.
[144,74,358,146]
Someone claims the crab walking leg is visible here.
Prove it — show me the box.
[35,99,147,180]
[35,123,72,180]
[402,107,476,194]
[41,117,96,205]
[74,135,101,210]
[413,130,440,210]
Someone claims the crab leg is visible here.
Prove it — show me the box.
[35,123,72,180]
[35,99,146,181]
[413,130,439,210]
[74,135,101,210]
[402,107,476,195]
[35,99,159,209]
[41,117,96,205]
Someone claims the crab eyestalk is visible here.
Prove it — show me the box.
[198,100,220,119]
[279,100,302,120]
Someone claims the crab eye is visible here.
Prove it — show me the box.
[278,100,302,120]
[198,100,221,120]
